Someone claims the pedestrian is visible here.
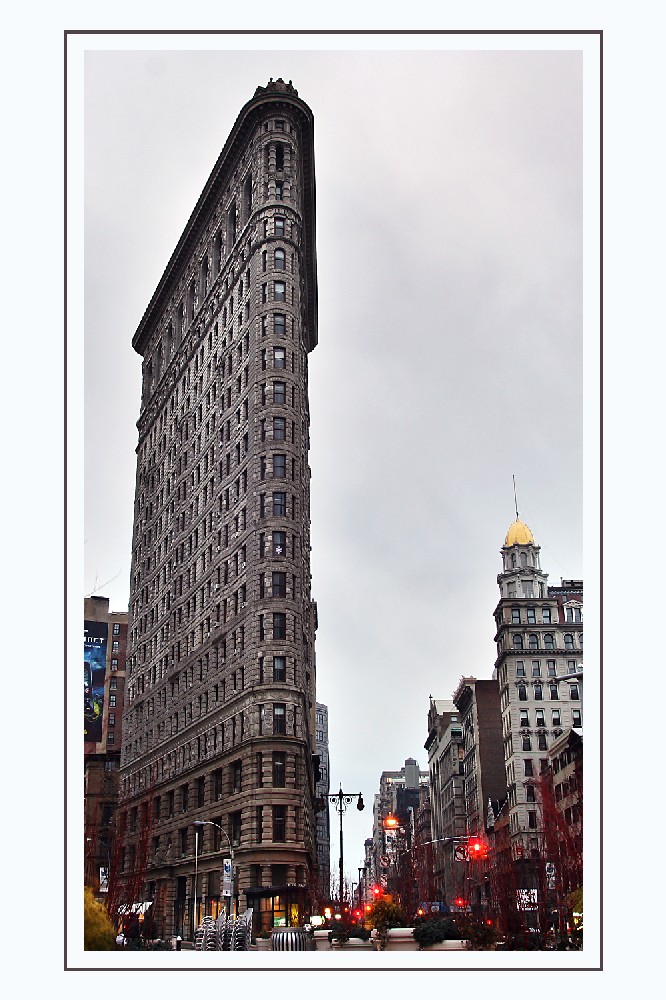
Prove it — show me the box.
[115,930,125,948]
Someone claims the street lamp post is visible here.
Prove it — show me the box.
[193,820,236,929]
[329,785,364,911]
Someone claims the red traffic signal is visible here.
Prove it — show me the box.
[467,836,489,860]
[453,897,467,908]
[372,885,382,898]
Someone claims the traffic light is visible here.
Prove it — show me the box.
[467,836,489,860]
[372,884,382,898]
[453,897,467,908]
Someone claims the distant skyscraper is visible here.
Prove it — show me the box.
[493,519,583,854]
[313,702,331,900]
[118,79,320,939]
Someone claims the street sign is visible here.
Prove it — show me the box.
[379,874,388,887]
[380,855,391,868]
[222,857,233,897]
[453,844,469,862]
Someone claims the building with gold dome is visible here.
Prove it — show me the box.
[493,516,583,866]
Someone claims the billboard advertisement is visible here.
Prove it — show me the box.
[84,620,108,742]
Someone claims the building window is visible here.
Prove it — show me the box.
[544,634,555,650]
[181,783,189,812]
[111,658,118,670]
[511,608,521,623]
[107,731,115,744]
[273,703,286,734]
[273,655,286,682]
[547,660,557,677]
[527,607,536,624]
[518,685,527,701]
[273,492,286,516]
[526,784,536,803]
[272,572,286,597]
[564,633,575,650]
[534,684,543,700]
[256,806,263,843]
[273,805,286,842]
[231,759,242,794]
[273,417,286,440]
[273,530,286,556]
[275,217,285,236]
[168,790,175,817]
[275,181,283,200]
[528,811,537,830]
[180,828,189,857]
[112,641,119,652]
[273,751,286,787]
[519,709,529,727]
[535,709,545,727]
[109,677,117,690]
[569,684,580,700]
[273,454,286,477]
[274,281,286,301]
[109,695,116,708]
[273,613,286,639]
[275,248,285,270]
[528,634,539,650]
[542,607,552,623]
[552,709,561,726]
[108,713,116,727]
[230,811,241,847]
[513,635,524,650]
[274,313,286,338]
[524,758,534,776]
[516,660,525,677]
[538,732,548,750]
[572,709,582,727]
[273,381,286,404]
[550,684,559,700]
[113,623,120,635]
[274,346,286,369]
[522,735,532,751]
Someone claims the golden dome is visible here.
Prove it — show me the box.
[505,519,535,546]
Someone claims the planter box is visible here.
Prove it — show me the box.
[371,928,469,951]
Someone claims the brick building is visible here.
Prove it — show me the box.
[118,79,320,939]
[84,595,128,899]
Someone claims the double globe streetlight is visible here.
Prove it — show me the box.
[193,819,235,933]
[328,785,364,910]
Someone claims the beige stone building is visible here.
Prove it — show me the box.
[118,80,320,939]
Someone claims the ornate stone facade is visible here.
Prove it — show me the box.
[118,81,320,938]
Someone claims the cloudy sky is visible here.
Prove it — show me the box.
[83,41,589,884]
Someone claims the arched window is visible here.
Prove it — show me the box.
[513,635,524,650]
[564,633,574,650]
[528,634,539,650]
[544,634,555,650]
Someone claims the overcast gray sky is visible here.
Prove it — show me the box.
[84,45,585,882]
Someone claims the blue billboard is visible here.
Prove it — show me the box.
[84,620,108,742]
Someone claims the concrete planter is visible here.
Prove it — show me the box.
[313,930,372,950]
[371,928,469,951]
[254,938,272,951]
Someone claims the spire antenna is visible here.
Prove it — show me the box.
[513,475,520,521]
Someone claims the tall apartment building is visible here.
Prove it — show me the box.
[119,79,320,939]
[84,595,128,898]
[313,702,331,902]
[493,519,583,857]
[424,698,467,904]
